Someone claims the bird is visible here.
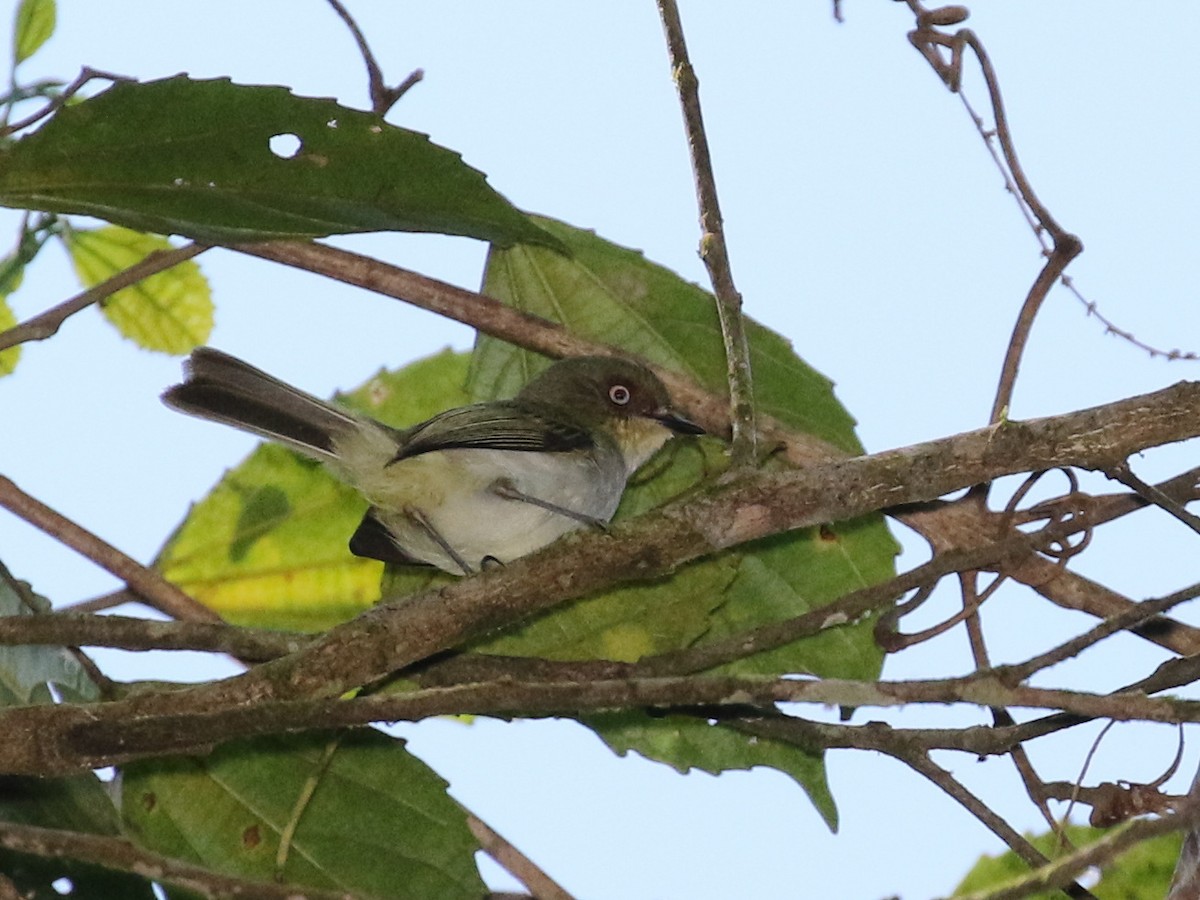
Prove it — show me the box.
[163,348,703,575]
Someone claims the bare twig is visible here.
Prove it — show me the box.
[0,822,355,900]
[0,67,129,139]
[0,612,307,660]
[960,571,1061,838]
[895,749,1096,900]
[325,0,423,116]
[0,242,208,353]
[655,0,756,466]
[1000,580,1200,685]
[467,814,575,900]
[953,801,1200,900]
[0,476,219,622]
[989,242,1083,423]
[1106,462,1200,537]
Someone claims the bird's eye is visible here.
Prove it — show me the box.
[608,384,632,406]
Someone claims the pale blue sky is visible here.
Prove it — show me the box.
[3,3,1200,897]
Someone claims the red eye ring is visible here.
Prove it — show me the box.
[608,384,631,406]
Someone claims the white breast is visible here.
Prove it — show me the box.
[330,424,628,573]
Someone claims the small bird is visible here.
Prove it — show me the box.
[163,348,703,575]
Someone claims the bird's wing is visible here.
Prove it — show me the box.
[394,402,592,460]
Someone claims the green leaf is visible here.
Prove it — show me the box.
[156,349,468,630]
[588,710,837,829]
[953,823,1180,898]
[0,75,565,248]
[121,731,486,900]
[0,562,155,898]
[0,774,159,900]
[0,293,20,376]
[0,560,99,706]
[13,0,55,65]
[472,217,864,453]
[475,217,900,826]
[64,225,212,354]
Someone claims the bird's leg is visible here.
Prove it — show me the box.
[488,477,609,531]
[405,507,475,575]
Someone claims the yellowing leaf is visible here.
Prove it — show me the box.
[13,0,55,65]
[64,225,212,354]
[0,295,20,376]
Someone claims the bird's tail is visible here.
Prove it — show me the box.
[162,348,360,462]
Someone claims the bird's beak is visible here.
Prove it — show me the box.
[650,408,705,435]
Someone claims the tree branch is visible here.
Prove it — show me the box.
[655,0,756,466]
[2,379,1198,772]
[0,476,220,622]
[0,822,355,900]
[0,242,207,353]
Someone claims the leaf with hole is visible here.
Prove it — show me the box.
[121,731,486,900]
[0,75,565,248]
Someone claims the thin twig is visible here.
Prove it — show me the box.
[655,0,756,466]
[953,801,1200,900]
[894,749,1096,900]
[989,242,1083,423]
[1106,462,1200,537]
[1000,580,1200,685]
[0,475,219,622]
[0,67,129,139]
[0,242,208,353]
[961,572,1061,838]
[467,813,575,900]
[0,612,308,660]
[0,822,355,900]
[325,0,423,116]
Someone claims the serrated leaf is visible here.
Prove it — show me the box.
[953,823,1179,898]
[0,75,564,248]
[156,349,468,630]
[588,710,837,829]
[121,730,486,900]
[479,547,738,662]
[64,225,212,353]
[13,0,55,65]
[0,293,20,376]
[476,217,899,822]
[0,560,99,705]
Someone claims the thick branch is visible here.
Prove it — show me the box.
[228,241,1198,649]
[2,379,1197,773]
[8,657,1176,775]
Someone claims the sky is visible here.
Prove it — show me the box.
[3,3,1200,898]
